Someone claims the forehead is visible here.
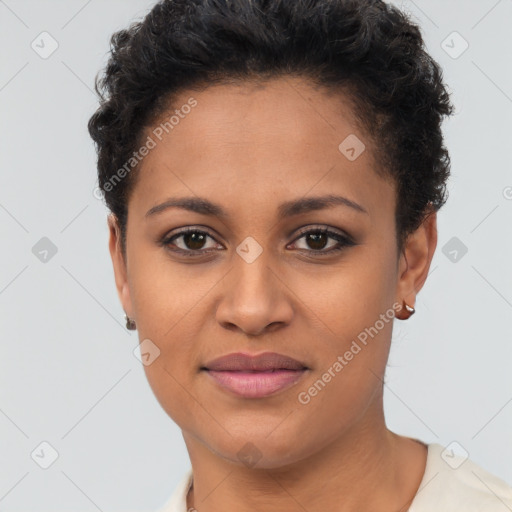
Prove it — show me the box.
[130,77,393,220]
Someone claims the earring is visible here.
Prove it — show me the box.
[396,299,415,320]
[125,314,137,330]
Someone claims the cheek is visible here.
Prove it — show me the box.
[128,248,218,427]
[126,236,206,334]
[290,240,398,408]
[138,309,207,431]
[289,241,398,341]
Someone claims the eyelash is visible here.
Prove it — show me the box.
[160,226,355,257]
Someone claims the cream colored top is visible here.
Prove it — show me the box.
[156,443,512,511]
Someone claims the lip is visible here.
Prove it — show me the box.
[202,352,309,398]
[203,352,308,372]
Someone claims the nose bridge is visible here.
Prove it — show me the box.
[216,246,293,335]
[234,248,273,301]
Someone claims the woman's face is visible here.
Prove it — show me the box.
[109,77,435,468]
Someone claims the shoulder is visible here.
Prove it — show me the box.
[155,468,193,512]
[409,442,512,512]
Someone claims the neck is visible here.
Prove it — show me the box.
[182,399,427,512]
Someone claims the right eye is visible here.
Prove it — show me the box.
[161,227,224,256]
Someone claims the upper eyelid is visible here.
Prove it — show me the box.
[165,227,220,243]
[292,225,351,240]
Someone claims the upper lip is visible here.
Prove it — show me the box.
[202,352,309,372]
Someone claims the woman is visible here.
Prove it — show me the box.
[88,0,512,510]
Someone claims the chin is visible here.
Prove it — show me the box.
[201,422,317,470]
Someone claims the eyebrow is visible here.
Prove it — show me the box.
[145,194,368,219]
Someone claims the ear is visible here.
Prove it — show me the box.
[107,214,134,319]
[395,208,438,312]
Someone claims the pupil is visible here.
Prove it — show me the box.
[184,232,206,250]
[307,233,327,250]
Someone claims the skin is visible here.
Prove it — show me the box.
[108,76,437,512]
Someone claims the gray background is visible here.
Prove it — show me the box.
[1,0,511,510]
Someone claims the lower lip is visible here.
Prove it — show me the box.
[204,369,307,398]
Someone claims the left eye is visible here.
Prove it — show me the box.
[289,228,355,254]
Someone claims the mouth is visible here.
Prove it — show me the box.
[201,352,309,398]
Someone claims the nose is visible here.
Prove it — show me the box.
[215,256,294,337]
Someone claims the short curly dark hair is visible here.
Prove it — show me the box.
[88,0,454,257]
